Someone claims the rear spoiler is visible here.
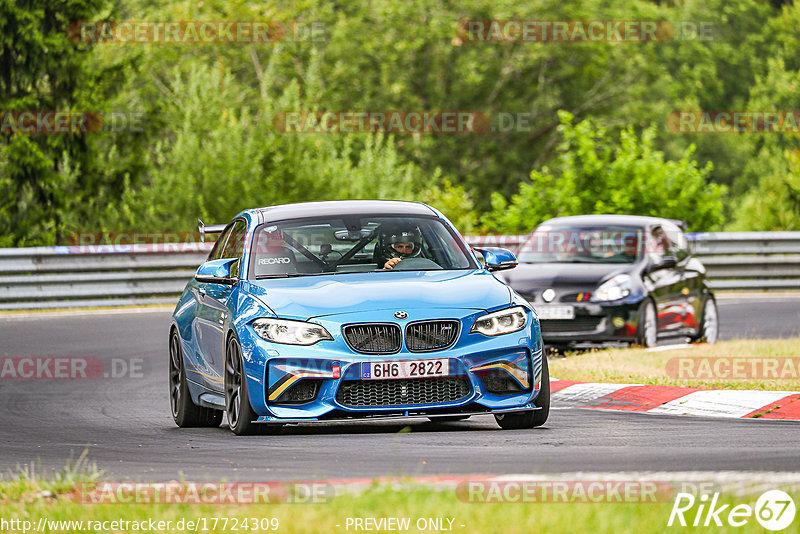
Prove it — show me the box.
[198,219,226,242]
[667,219,688,231]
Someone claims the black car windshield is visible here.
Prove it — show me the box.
[517,225,645,264]
[249,215,475,278]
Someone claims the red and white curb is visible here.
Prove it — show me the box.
[551,380,800,420]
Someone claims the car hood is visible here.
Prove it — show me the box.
[500,262,631,291]
[242,270,510,320]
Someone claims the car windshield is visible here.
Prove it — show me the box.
[517,224,644,264]
[248,215,474,278]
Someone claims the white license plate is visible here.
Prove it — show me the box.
[535,305,575,320]
[361,359,449,380]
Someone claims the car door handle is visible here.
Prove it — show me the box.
[198,287,207,297]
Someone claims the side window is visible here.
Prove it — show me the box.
[647,225,669,264]
[220,220,247,277]
[661,221,689,261]
[207,226,233,261]
[648,223,689,263]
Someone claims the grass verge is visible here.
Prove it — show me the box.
[548,337,800,391]
[2,467,798,534]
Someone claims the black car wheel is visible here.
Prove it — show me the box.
[225,335,282,436]
[691,296,719,344]
[635,299,658,348]
[495,357,550,429]
[169,331,222,428]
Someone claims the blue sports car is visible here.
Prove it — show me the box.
[169,200,549,435]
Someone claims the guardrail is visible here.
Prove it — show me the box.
[0,233,798,310]
[0,244,211,310]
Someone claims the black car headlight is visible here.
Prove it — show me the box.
[470,306,528,337]
[251,318,333,345]
[592,274,632,302]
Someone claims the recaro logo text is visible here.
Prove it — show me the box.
[258,257,292,265]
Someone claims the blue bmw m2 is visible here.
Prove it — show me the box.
[169,200,549,435]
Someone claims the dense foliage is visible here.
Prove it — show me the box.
[2,0,800,244]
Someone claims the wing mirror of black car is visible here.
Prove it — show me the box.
[474,247,518,272]
[195,258,238,285]
[645,256,678,275]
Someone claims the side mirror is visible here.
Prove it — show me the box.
[474,247,518,272]
[195,258,238,284]
[646,256,678,274]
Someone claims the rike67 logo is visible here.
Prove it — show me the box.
[668,490,796,531]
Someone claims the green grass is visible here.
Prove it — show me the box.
[2,462,798,533]
[549,337,800,391]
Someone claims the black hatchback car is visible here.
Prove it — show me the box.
[500,215,718,350]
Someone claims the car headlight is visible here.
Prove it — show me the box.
[470,306,528,337]
[593,275,632,302]
[251,318,333,345]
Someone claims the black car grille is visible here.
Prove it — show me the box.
[540,316,603,333]
[343,324,402,354]
[405,320,459,352]
[336,378,471,407]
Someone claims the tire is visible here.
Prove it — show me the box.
[169,331,222,428]
[429,415,470,422]
[224,335,283,436]
[691,296,719,344]
[635,299,658,348]
[494,357,550,430]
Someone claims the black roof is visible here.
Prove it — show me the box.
[537,214,686,230]
[254,200,438,222]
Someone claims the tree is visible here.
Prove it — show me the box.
[483,112,726,233]
[0,0,130,245]
[730,149,800,231]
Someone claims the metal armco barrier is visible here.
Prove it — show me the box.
[0,243,211,310]
[0,233,798,310]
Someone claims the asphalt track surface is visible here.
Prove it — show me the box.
[0,295,798,481]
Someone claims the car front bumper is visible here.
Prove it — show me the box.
[536,300,642,345]
[236,309,545,422]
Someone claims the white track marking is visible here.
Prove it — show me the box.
[647,390,795,418]
[552,382,633,407]
[645,343,693,352]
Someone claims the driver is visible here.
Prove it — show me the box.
[605,232,639,261]
[377,225,422,269]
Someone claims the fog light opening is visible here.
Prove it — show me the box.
[479,370,526,395]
